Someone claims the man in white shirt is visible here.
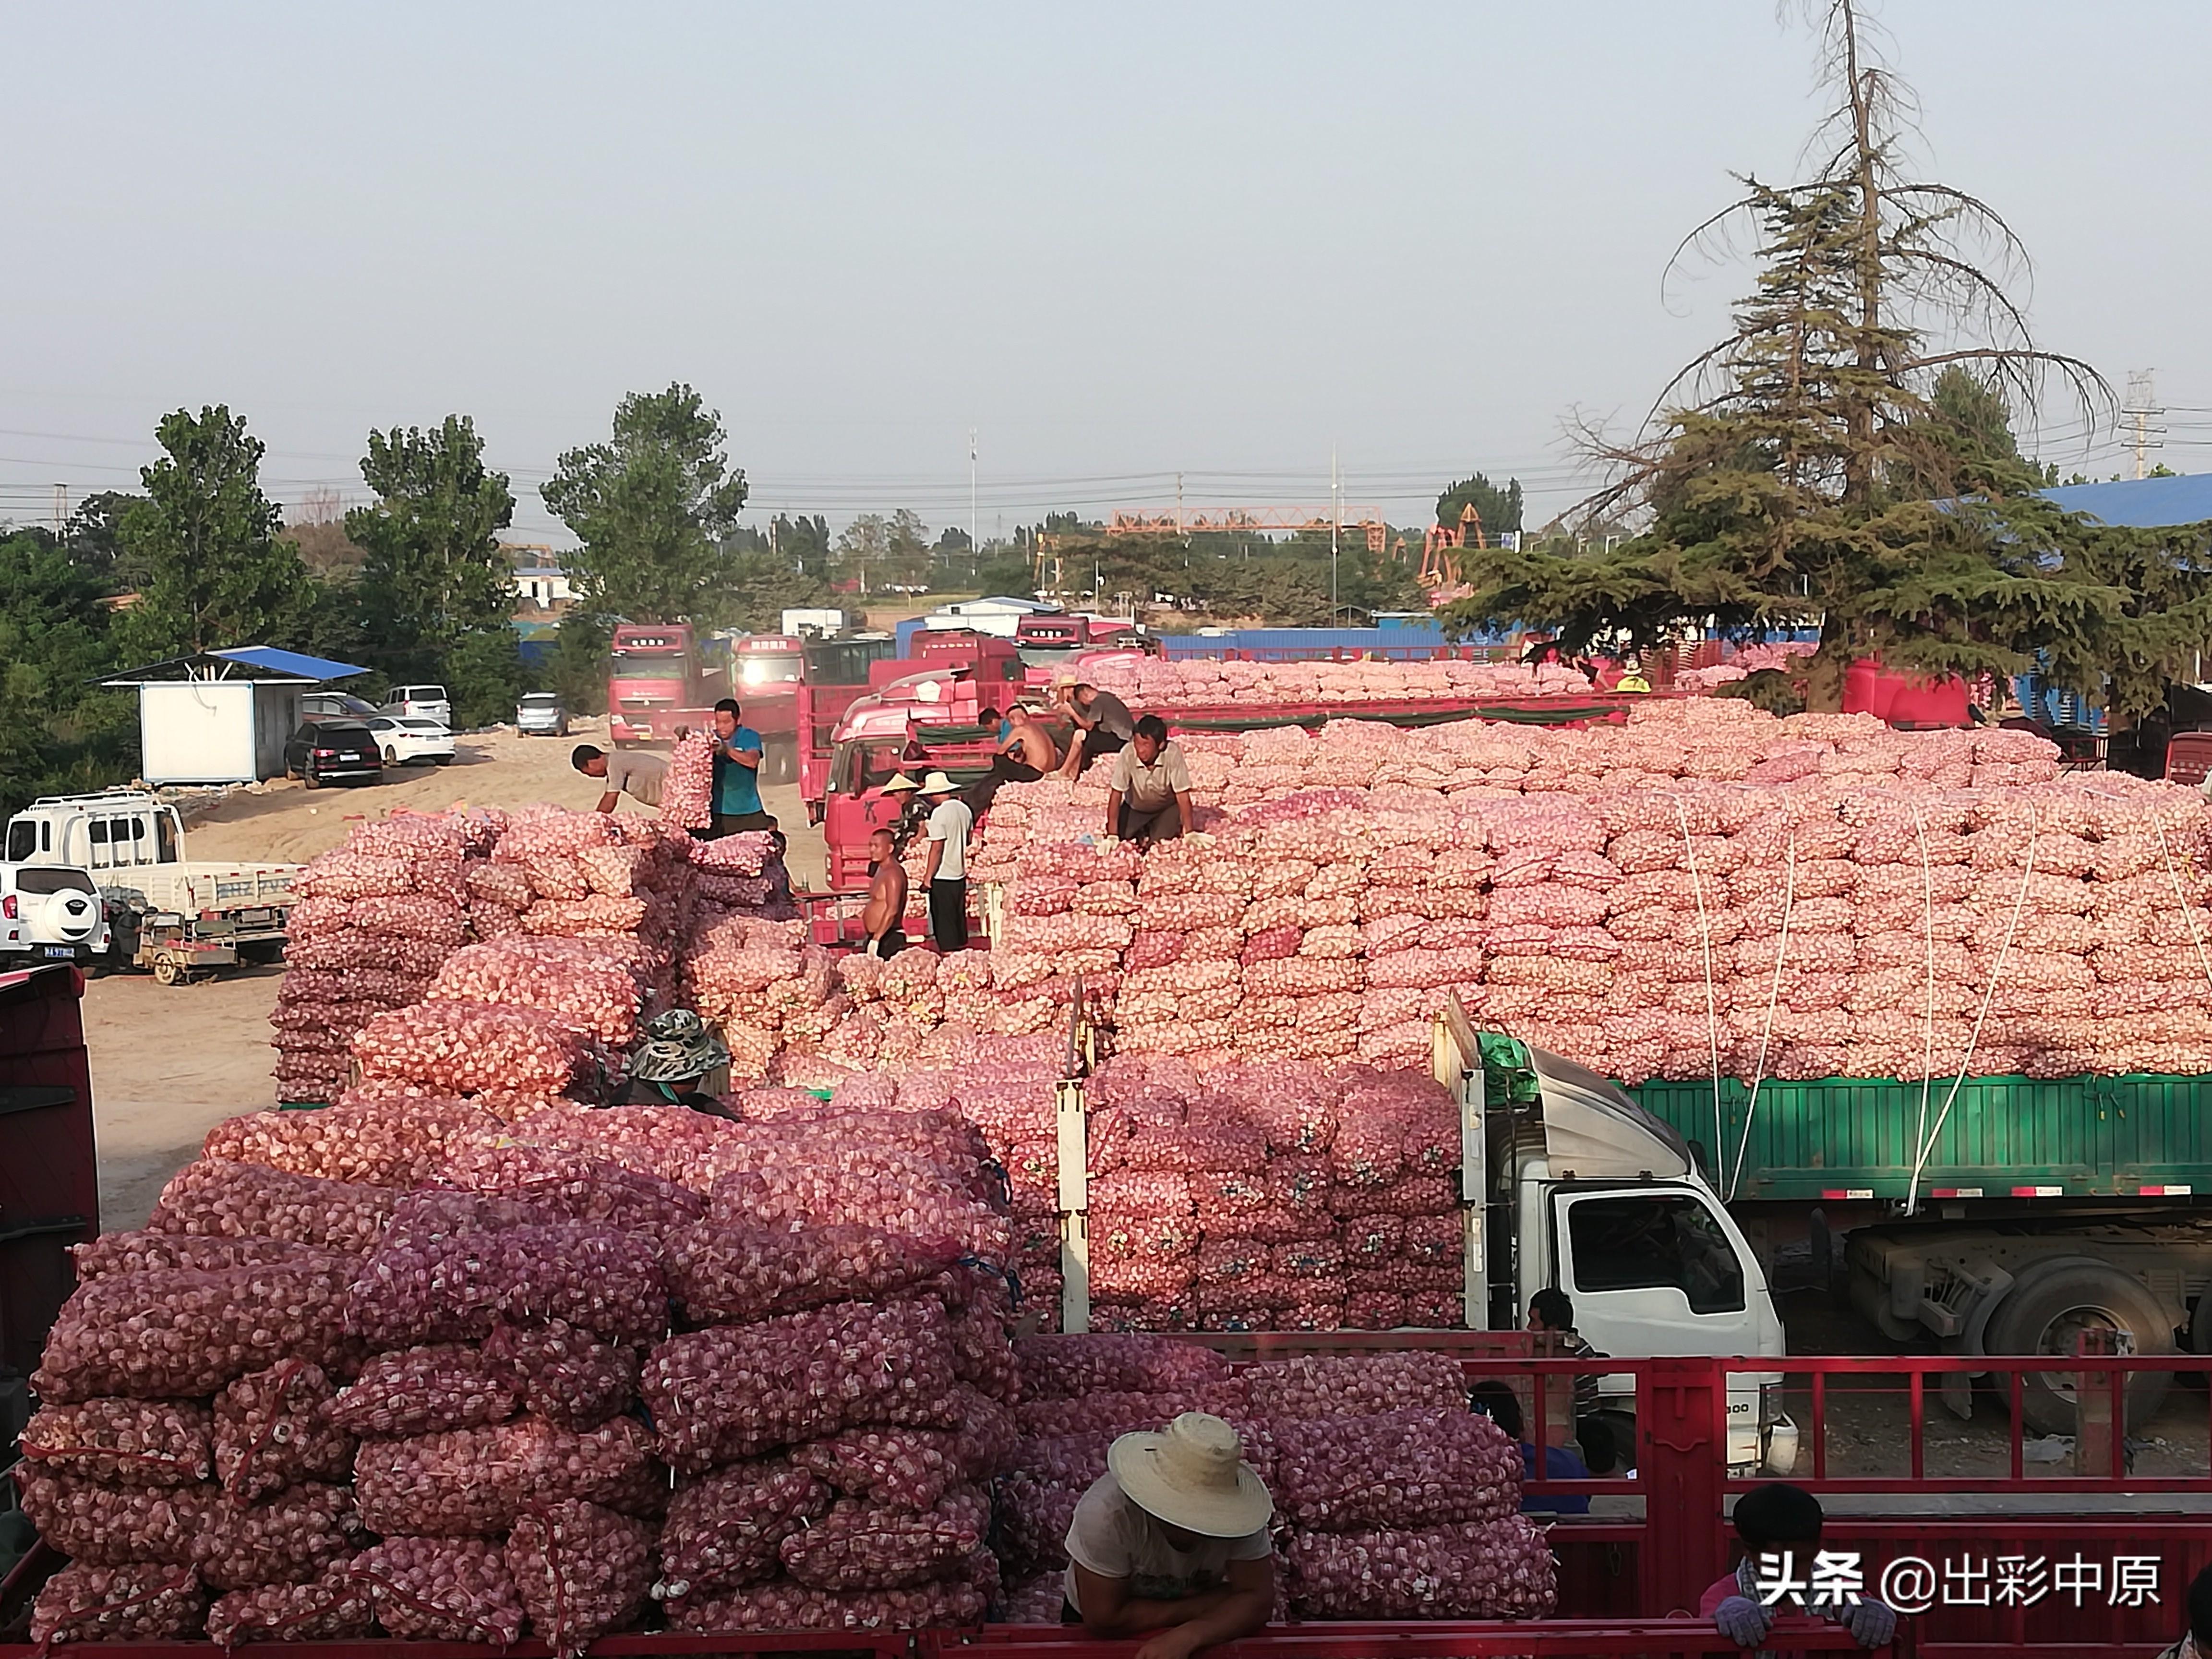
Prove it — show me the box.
[1105,716,1194,847]
[1064,1413,1275,1659]
[918,771,973,952]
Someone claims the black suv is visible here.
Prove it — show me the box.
[284,721,383,788]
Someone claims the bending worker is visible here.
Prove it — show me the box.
[1064,1413,1275,1659]
[1056,679,1137,779]
[617,1010,736,1118]
[1105,715,1194,847]
[571,745,665,813]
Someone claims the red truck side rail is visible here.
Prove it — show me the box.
[7,1350,2203,1653]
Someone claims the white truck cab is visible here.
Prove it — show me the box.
[1434,1007,1795,1475]
[3,792,298,982]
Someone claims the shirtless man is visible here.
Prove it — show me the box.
[972,702,1061,815]
[1004,704,1061,772]
[860,827,908,959]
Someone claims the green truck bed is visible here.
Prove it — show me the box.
[1630,1071,2212,1202]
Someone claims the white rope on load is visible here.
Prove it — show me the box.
[1906,805,1937,1214]
[2149,805,2212,998]
[1728,829,1795,1204]
[1907,805,2038,1215]
[1671,794,1724,1178]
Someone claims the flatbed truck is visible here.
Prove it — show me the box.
[1479,1038,2212,1435]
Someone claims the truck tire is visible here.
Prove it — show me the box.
[768,740,796,785]
[1984,1258,2176,1437]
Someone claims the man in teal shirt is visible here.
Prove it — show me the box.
[708,698,777,837]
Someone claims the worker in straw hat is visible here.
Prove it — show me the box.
[1063,1413,1276,1656]
[916,770,973,953]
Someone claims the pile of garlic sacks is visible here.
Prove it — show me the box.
[271,807,805,1102]
[25,1067,1564,1640]
[1074,653,1599,708]
[973,702,2212,1083]
[23,1053,1034,1644]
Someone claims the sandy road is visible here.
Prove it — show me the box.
[81,720,829,1225]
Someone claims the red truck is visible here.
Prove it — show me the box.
[727,633,808,783]
[605,623,729,749]
[815,635,1028,889]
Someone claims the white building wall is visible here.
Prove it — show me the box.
[139,681,258,784]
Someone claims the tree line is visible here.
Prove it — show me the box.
[2,382,1521,819]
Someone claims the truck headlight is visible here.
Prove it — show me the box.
[1760,1382,1786,1427]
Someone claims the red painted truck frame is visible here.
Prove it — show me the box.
[7,1346,2203,1654]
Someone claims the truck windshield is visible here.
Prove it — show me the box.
[737,653,804,687]
[1567,1193,1745,1315]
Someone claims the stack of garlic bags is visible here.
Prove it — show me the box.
[269,810,504,1103]
[1078,652,1598,708]
[24,1081,1032,1644]
[997,1334,1555,1622]
[972,704,2212,1083]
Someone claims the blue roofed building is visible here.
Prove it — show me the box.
[2038,473,2212,529]
[98,646,372,786]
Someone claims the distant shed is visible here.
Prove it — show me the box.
[98,646,371,786]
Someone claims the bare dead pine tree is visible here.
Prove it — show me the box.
[1446,0,2209,716]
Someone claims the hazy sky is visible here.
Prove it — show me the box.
[5,2,2208,548]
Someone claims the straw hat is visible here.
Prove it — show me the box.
[919,770,961,796]
[1106,1413,1273,1539]
[880,774,922,794]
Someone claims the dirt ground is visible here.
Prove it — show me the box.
[82,718,830,1226]
[180,717,827,886]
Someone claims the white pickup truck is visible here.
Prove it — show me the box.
[2,791,300,983]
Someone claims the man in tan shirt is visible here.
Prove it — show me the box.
[572,745,666,812]
[1105,716,1194,847]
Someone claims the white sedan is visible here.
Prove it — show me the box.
[366,716,456,766]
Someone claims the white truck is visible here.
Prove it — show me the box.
[1,792,300,984]
[1428,1003,1795,1476]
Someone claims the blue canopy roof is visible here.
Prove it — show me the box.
[2038,473,2212,529]
[211,646,370,681]
[100,646,371,686]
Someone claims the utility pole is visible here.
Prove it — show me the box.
[968,429,977,564]
[1330,448,1341,624]
[2124,370,2165,480]
[53,483,67,537]
[1175,472,1184,539]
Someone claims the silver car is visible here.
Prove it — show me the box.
[516,692,571,736]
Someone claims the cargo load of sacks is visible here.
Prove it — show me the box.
[18,1077,1025,1644]
[271,798,801,1104]
[972,707,2212,1081]
[1075,653,1599,708]
[270,810,506,1103]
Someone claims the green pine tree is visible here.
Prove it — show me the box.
[1443,0,2212,717]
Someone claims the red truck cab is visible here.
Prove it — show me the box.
[795,634,898,813]
[729,633,807,782]
[805,632,1025,824]
[606,623,728,748]
[817,645,1028,889]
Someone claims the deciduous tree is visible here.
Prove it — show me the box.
[541,385,749,623]
[115,406,309,660]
